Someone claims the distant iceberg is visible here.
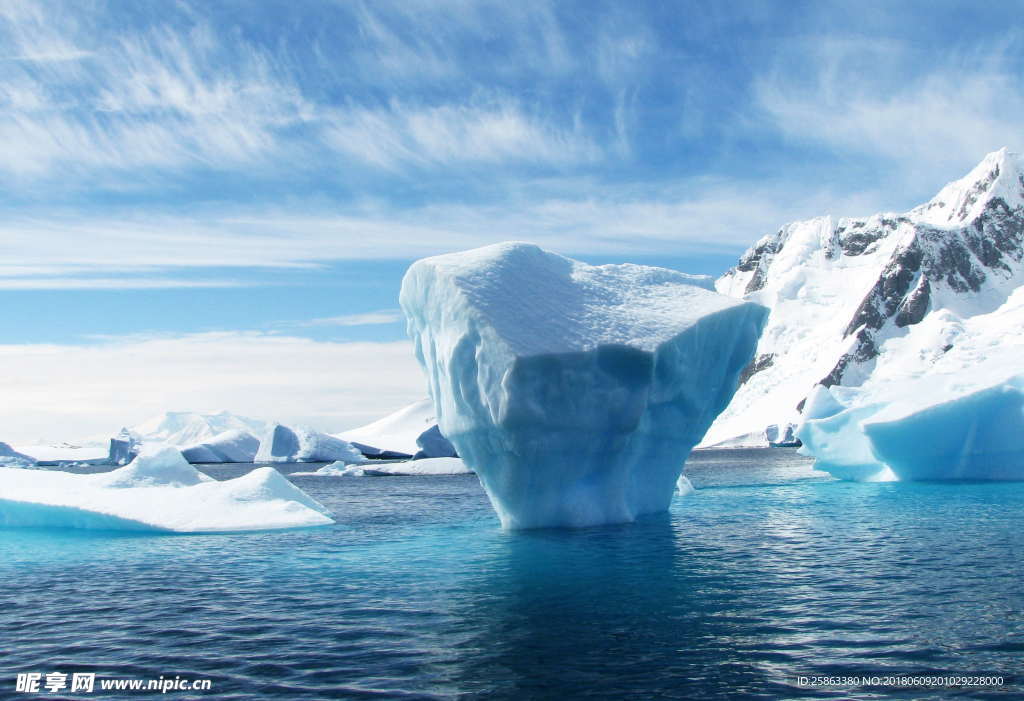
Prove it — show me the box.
[0,445,334,532]
[0,442,36,468]
[303,457,471,477]
[256,424,365,464]
[400,242,767,528]
[339,398,457,459]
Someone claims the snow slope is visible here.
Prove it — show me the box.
[707,148,1024,445]
[401,242,766,528]
[338,399,435,457]
[0,445,334,532]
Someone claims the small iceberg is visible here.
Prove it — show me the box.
[0,445,334,532]
[299,457,472,477]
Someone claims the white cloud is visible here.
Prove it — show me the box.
[325,99,599,170]
[0,277,246,290]
[0,175,892,286]
[0,332,426,444]
[755,38,1024,186]
[299,310,404,327]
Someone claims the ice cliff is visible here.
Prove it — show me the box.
[400,242,767,528]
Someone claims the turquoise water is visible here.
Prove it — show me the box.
[2,449,1023,699]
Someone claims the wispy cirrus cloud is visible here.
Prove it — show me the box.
[754,36,1024,186]
[298,310,404,327]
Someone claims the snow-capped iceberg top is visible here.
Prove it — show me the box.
[402,242,743,357]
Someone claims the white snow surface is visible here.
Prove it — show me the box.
[0,445,334,532]
[338,399,435,456]
[181,429,260,463]
[797,287,1024,481]
[401,242,767,529]
[305,457,471,477]
[706,148,1024,446]
[255,424,365,464]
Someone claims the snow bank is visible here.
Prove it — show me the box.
[181,429,260,463]
[0,445,334,532]
[303,457,471,477]
[256,424,365,464]
[400,242,767,528]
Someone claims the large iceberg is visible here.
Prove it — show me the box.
[400,242,767,528]
[0,445,334,532]
[255,424,365,464]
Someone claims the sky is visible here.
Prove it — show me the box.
[1,0,1022,442]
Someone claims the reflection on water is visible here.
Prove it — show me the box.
[1,450,1023,699]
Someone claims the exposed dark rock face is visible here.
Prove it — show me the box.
[738,353,774,385]
[737,234,785,294]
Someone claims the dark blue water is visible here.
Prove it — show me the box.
[2,449,1023,699]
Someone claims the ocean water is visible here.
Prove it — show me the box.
[2,449,1023,700]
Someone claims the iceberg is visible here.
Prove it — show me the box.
[303,457,472,477]
[255,424,365,464]
[181,429,260,463]
[400,242,767,528]
[799,376,1024,482]
[413,424,458,460]
[0,442,36,468]
[339,398,436,458]
[0,445,334,532]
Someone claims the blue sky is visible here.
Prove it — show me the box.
[1,0,1022,440]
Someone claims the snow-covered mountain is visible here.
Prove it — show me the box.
[704,148,1024,446]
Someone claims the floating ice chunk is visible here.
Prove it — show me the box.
[676,474,695,496]
[0,446,333,532]
[255,424,364,463]
[400,242,767,528]
[181,429,260,463]
[302,457,472,477]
